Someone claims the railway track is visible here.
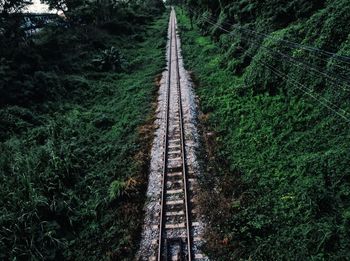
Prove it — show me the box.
[138,7,207,261]
[154,8,203,261]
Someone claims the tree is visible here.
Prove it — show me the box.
[41,0,82,15]
[0,0,33,47]
[41,0,115,23]
[1,0,32,15]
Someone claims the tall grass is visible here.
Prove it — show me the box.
[0,12,168,260]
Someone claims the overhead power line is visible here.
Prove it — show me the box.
[188,7,350,79]
[196,11,350,92]
[187,6,350,65]
[185,7,350,123]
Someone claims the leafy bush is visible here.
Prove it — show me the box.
[0,7,167,260]
[177,1,350,259]
[92,46,127,72]
[0,106,40,140]
[108,178,138,202]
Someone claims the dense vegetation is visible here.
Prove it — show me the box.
[2,0,350,259]
[176,0,350,260]
[0,0,166,259]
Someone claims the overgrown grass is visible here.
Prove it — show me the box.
[0,12,168,260]
[177,5,350,260]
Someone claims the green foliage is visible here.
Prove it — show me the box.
[42,0,165,24]
[108,177,138,202]
[92,46,127,72]
[0,106,40,140]
[109,179,127,201]
[177,2,350,259]
[0,6,168,261]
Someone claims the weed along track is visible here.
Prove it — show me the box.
[138,8,208,261]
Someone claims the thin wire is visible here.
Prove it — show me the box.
[188,10,350,122]
[257,58,350,122]
[187,6,350,65]
[188,7,350,77]
[202,16,350,118]
[232,28,350,92]
[237,27,350,74]
[243,44,350,122]
[187,6,350,73]
[199,13,350,93]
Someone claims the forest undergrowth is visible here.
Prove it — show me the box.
[0,5,167,260]
[176,1,350,259]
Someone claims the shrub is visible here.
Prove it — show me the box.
[177,2,350,259]
[92,46,127,72]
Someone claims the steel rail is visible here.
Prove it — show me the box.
[157,8,193,260]
[173,9,193,261]
[157,10,173,261]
